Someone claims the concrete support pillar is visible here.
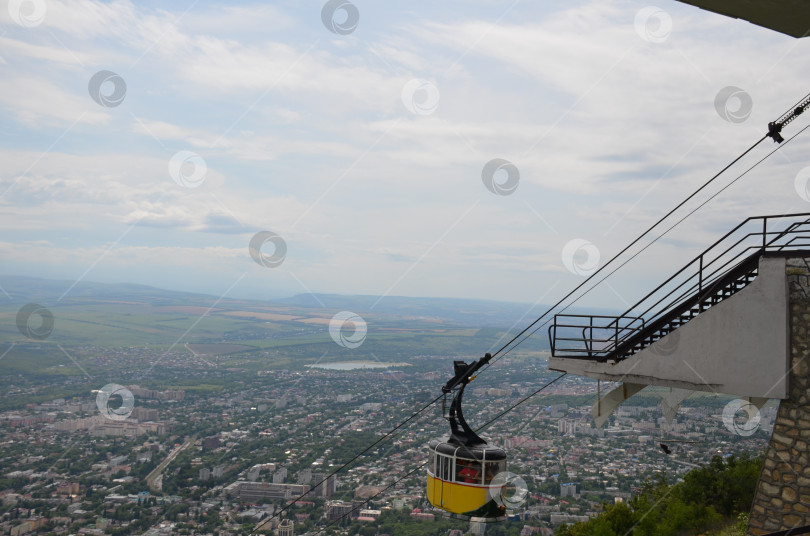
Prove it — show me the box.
[747,258,810,534]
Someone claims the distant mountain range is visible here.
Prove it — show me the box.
[0,274,616,328]
[0,275,214,306]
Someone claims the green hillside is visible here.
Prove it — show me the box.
[556,455,762,536]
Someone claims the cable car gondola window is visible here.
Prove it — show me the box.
[437,454,452,481]
[484,460,506,484]
[456,458,482,484]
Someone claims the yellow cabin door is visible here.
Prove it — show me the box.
[429,473,444,508]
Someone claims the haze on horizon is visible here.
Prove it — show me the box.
[2,0,810,311]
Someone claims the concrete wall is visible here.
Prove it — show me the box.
[747,258,810,534]
[550,255,790,399]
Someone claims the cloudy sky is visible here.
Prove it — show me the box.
[2,0,810,311]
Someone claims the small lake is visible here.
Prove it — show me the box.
[305,361,412,370]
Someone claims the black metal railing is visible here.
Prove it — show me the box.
[550,314,644,358]
[550,213,810,362]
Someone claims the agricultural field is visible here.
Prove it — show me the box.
[0,276,549,382]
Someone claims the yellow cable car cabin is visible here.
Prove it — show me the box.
[427,440,507,520]
[426,354,509,522]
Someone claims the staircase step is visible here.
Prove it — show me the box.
[595,263,763,363]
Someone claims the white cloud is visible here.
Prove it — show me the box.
[0,149,314,237]
[0,75,111,127]
[0,36,94,65]
[2,1,810,307]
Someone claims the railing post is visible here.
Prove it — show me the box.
[615,318,619,353]
[699,255,703,296]
[762,217,767,251]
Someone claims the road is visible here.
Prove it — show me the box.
[146,435,197,492]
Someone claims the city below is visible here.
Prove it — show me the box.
[0,279,774,536]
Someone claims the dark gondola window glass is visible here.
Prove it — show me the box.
[438,455,452,481]
[484,461,506,484]
[429,453,435,475]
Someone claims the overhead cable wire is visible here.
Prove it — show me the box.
[484,92,810,365]
[485,136,767,363]
[499,121,810,355]
[311,461,430,535]
[476,373,567,433]
[251,391,445,533]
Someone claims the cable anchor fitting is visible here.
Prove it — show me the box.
[768,93,810,143]
[767,121,784,143]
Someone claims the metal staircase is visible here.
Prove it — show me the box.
[550,213,810,363]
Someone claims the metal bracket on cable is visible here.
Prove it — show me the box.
[768,92,810,143]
